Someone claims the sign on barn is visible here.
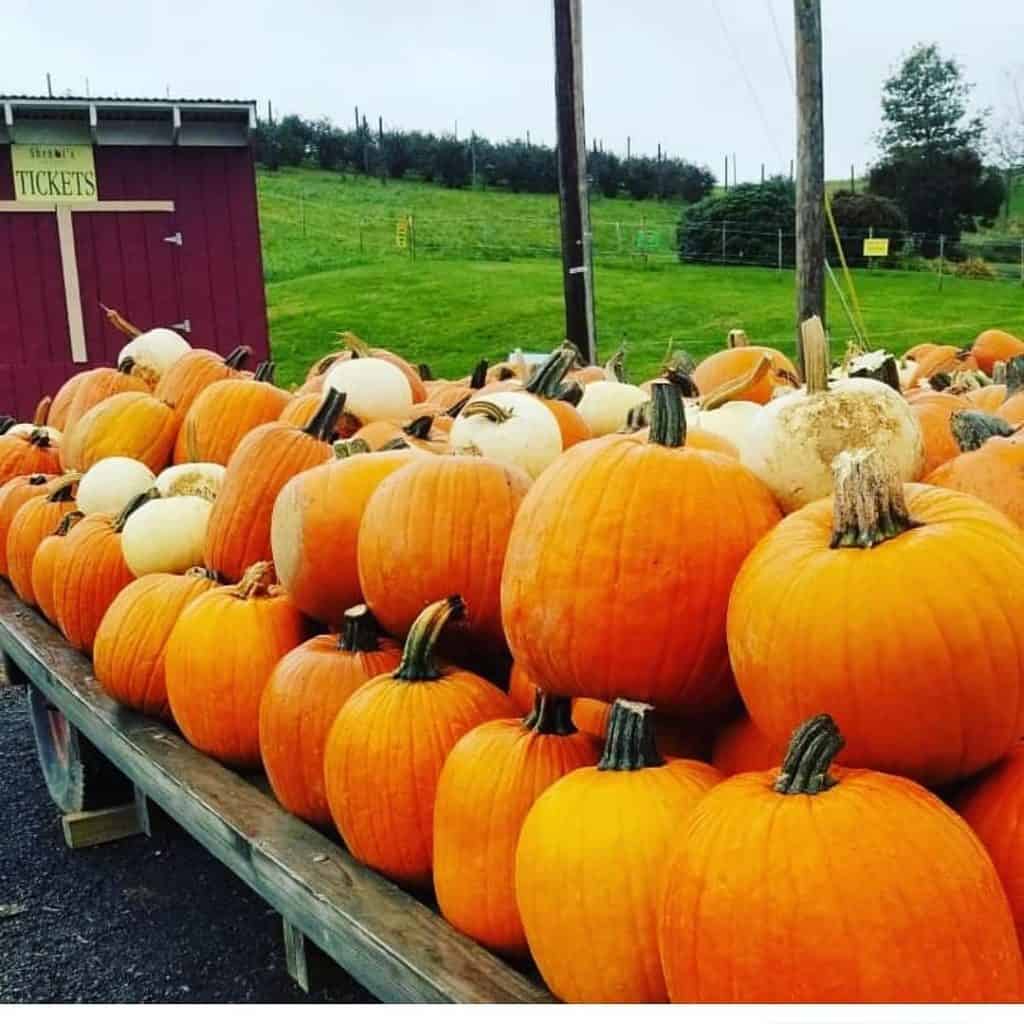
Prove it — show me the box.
[0,96,271,419]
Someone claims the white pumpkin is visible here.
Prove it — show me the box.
[76,457,156,517]
[118,327,191,386]
[155,462,225,501]
[121,495,211,577]
[576,380,650,436]
[740,318,924,513]
[321,357,412,423]
[449,392,563,479]
[689,400,761,451]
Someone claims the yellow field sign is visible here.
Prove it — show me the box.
[395,215,409,250]
[863,237,889,257]
[11,144,98,202]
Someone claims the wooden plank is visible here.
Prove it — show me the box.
[62,801,146,849]
[282,918,310,993]
[55,206,87,362]
[0,583,548,1004]
[0,201,56,212]
[71,201,175,213]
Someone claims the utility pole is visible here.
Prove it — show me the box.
[552,0,597,362]
[379,115,386,185]
[724,155,729,190]
[627,135,631,160]
[46,73,53,97]
[732,153,737,186]
[794,0,826,372]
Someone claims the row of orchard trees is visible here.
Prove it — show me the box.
[254,115,715,202]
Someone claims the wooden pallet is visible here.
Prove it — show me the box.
[0,582,549,1004]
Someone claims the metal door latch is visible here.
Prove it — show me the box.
[163,231,183,246]
[170,319,191,333]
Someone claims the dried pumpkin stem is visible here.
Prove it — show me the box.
[648,379,687,448]
[339,331,371,358]
[333,438,371,459]
[33,396,52,426]
[28,474,49,485]
[404,415,434,440]
[727,328,750,349]
[523,690,577,736]
[664,366,700,399]
[773,714,845,795]
[28,429,53,449]
[992,361,1008,385]
[829,448,917,549]
[393,595,465,682]
[418,362,435,382]
[380,437,412,451]
[557,380,583,406]
[0,416,15,436]
[304,388,346,441]
[46,473,81,502]
[100,304,142,338]
[1006,355,1024,398]
[462,400,512,424]
[800,316,831,394]
[623,401,651,432]
[468,359,489,389]
[598,699,664,770]
[185,566,218,581]
[604,349,626,383]
[951,410,1015,452]
[54,510,84,536]
[525,344,577,398]
[848,353,901,392]
[254,361,276,382]
[339,604,382,653]
[225,345,252,370]
[114,487,159,532]
[446,394,472,418]
[699,355,771,411]
[233,561,276,600]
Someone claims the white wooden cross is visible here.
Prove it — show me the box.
[0,199,174,362]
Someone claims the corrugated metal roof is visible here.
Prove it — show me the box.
[2,95,256,105]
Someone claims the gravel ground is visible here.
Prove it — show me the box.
[0,676,372,1003]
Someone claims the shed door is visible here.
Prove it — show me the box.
[72,209,185,366]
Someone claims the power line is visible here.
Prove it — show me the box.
[764,0,796,91]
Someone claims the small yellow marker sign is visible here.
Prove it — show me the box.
[395,215,409,250]
[863,237,889,257]
[11,144,98,203]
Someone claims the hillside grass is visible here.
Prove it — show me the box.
[259,167,1024,388]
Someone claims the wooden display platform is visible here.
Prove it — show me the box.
[0,581,549,1003]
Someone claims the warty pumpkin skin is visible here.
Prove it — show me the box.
[204,389,345,583]
[956,741,1024,949]
[358,454,531,664]
[659,715,1024,1002]
[60,366,150,430]
[258,606,402,826]
[0,430,62,485]
[61,391,178,473]
[271,442,421,627]
[323,596,516,890]
[31,511,85,624]
[710,713,786,776]
[728,448,1024,786]
[0,474,52,577]
[174,362,291,465]
[6,476,78,605]
[51,494,148,653]
[154,344,252,423]
[165,562,309,767]
[93,569,218,719]
[516,700,721,1003]
[434,691,601,958]
[502,379,781,715]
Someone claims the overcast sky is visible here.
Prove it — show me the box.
[6,1,1021,181]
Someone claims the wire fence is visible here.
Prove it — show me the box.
[259,186,1024,287]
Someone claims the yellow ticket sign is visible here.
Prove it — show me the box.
[863,237,889,257]
[11,144,98,202]
[395,215,409,250]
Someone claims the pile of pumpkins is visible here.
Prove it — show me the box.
[4,314,1024,1003]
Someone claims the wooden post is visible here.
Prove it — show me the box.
[778,227,783,272]
[938,234,945,291]
[724,155,729,190]
[732,153,737,186]
[379,116,386,186]
[793,0,826,372]
[527,129,531,147]
[850,163,855,193]
[761,163,765,185]
[46,73,53,97]
[552,0,597,363]
[627,136,631,160]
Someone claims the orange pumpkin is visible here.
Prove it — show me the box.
[61,391,177,473]
[93,569,220,719]
[204,389,344,582]
[908,390,970,475]
[174,361,291,465]
[155,344,251,422]
[271,442,420,627]
[165,562,309,767]
[0,474,52,577]
[278,392,325,429]
[6,476,78,605]
[60,365,151,431]
[516,700,721,1002]
[520,344,593,449]
[502,379,781,714]
[47,374,86,432]
[710,714,785,776]
[352,415,447,454]
[693,339,798,405]
[51,494,148,653]
[909,343,977,385]
[359,454,531,664]
[258,606,402,826]
[971,329,1024,375]
[659,714,1024,1002]
[323,596,515,889]
[0,429,61,485]
[425,358,489,412]
[31,511,85,624]
[728,448,1024,786]
[434,691,602,957]
[965,383,1008,414]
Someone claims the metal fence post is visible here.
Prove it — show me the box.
[938,234,944,291]
[721,222,727,263]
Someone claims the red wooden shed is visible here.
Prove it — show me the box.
[0,96,270,419]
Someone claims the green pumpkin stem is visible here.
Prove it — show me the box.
[648,379,687,448]
[992,361,1008,385]
[558,380,584,406]
[118,356,136,375]
[185,566,218,581]
[1006,355,1024,397]
[598,700,664,771]
[225,345,252,370]
[46,472,81,503]
[0,416,15,435]
[28,428,52,449]
[847,352,901,392]
[800,316,831,394]
[525,344,577,399]
[114,487,159,532]
[54,510,84,536]
[461,400,511,424]
[604,349,626,383]
[829,448,917,549]
[304,388,346,441]
[446,394,472,418]
[404,415,434,440]
[523,691,577,736]
[469,359,489,389]
[28,474,49,485]
[418,362,435,382]
[624,401,651,432]
[951,410,1015,452]
[379,436,412,451]
[393,596,465,682]
[340,331,371,359]
[254,361,276,382]
[774,714,845,795]
[339,604,382,653]
[333,438,371,459]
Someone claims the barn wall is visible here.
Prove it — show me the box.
[0,144,270,420]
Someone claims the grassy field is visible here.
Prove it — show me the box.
[259,167,1024,387]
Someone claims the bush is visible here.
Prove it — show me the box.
[678,178,795,265]
[953,256,997,280]
[828,190,906,267]
[435,135,470,189]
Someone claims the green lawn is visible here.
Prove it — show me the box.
[259,168,1024,388]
